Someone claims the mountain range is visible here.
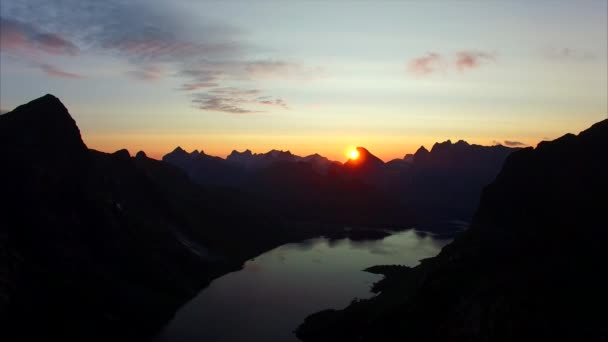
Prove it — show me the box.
[2,94,514,340]
[0,95,302,341]
[296,118,608,341]
[163,137,519,230]
[3,94,599,341]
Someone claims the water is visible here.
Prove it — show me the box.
[156,229,451,342]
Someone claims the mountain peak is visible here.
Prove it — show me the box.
[413,146,430,163]
[415,146,429,154]
[431,140,454,153]
[344,146,384,169]
[454,140,470,147]
[0,94,87,155]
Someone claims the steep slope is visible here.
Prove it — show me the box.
[382,140,518,223]
[0,95,287,341]
[297,120,608,341]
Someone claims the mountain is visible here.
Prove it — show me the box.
[301,153,336,174]
[227,149,296,169]
[0,95,292,341]
[342,147,385,179]
[392,140,519,224]
[166,145,406,229]
[162,147,244,187]
[226,148,335,173]
[296,119,608,341]
[164,140,517,231]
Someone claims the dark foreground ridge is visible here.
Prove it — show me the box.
[296,119,608,341]
[0,95,297,341]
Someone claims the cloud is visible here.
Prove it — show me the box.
[407,52,442,75]
[192,87,288,114]
[0,109,9,115]
[407,50,495,76]
[2,1,238,62]
[126,65,164,81]
[503,140,527,147]
[259,97,288,109]
[243,59,324,80]
[245,60,293,76]
[455,51,495,71]
[0,17,79,56]
[40,64,83,79]
[1,0,302,113]
[193,93,258,114]
[542,47,596,61]
[178,82,219,91]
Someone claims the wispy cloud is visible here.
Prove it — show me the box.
[243,59,324,80]
[407,52,442,75]
[1,0,306,113]
[193,92,258,114]
[542,47,596,61]
[503,140,527,147]
[408,50,495,76]
[126,65,164,81]
[245,60,294,76]
[40,64,83,79]
[455,51,495,71]
[0,17,79,56]
[493,140,527,147]
[257,96,288,109]
[192,88,288,114]
[178,82,219,91]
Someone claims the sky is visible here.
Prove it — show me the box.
[1,0,607,161]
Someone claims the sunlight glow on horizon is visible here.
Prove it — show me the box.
[0,1,606,160]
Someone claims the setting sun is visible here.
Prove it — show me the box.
[348,149,360,160]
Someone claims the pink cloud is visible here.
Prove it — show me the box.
[0,18,79,56]
[407,52,442,75]
[455,51,495,71]
[126,65,164,81]
[40,64,83,79]
[407,50,496,76]
[178,82,219,91]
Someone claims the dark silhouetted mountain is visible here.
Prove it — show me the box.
[164,140,516,231]
[384,140,519,224]
[344,147,384,169]
[0,95,292,341]
[301,153,336,174]
[412,145,430,163]
[226,149,297,169]
[224,148,335,173]
[342,147,385,179]
[296,119,608,341]
[163,146,245,187]
[166,145,408,228]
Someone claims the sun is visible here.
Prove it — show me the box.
[348,149,360,160]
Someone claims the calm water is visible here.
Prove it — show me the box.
[156,229,451,342]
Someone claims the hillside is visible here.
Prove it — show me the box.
[296,119,608,341]
[0,95,292,341]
